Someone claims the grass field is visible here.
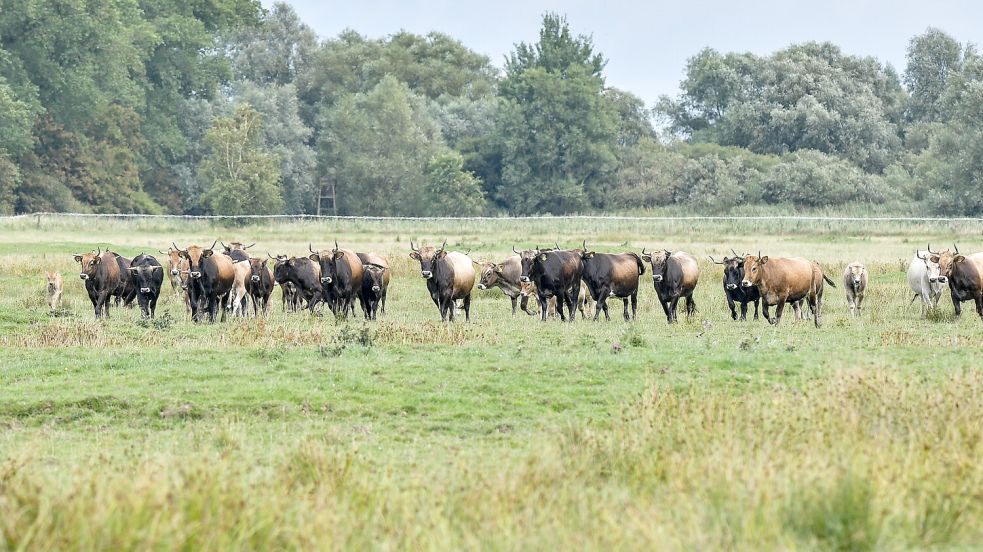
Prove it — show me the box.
[2,214,983,550]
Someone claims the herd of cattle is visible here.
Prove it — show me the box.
[62,240,983,326]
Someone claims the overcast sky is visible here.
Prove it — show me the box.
[266,0,981,106]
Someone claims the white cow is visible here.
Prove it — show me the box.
[230,259,252,317]
[907,249,944,317]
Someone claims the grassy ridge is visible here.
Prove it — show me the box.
[1,216,983,550]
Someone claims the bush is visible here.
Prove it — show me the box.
[760,149,900,207]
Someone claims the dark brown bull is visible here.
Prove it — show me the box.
[475,255,537,316]
[247,258,275,317]
[409,241,475,322]
[741,252,835,328]
[174,241,235,323]
[934,244,983,322]
[73,247,121,319]
[111,254,137,308]
[517,246,584,322]
[270,253,303,312]
[310,241,363,319]
[580,241,645,321]
[276,254,323,313]
[642,249,700,324]
[357,252,390,319]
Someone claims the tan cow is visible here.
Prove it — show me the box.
[409,241,475,321]
[742,253,835,328]
[46,271,63,310]
[161,247,191,311]
[842,262,868,317]
[230,259,252,317]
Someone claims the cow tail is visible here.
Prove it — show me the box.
[630,253,645,275]
[823,273,836,288]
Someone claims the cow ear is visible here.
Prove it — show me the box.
[955,255,966,263]
[309,253,320,262]
[492,264,504,275]
[930,255,940,264]
[74,255,83,263]
[409,251,421,260]
[202,250,213,258]
[641,254,651,262]
[92,256,101,264]
[759,256,769,264]
[333,251,345,260]
[435,250,447,260]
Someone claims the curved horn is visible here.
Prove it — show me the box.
[410,241,419,252]
[513,245,520,255]
[555,241,562,250]
[96,246,101,256]
[641,247,647,256]
[158,249,167,255]
[334,239,339,251]
[731,248,741,258]
[438,241,447,252]
[207,240,217,251]
[927,243,938,255]
[244,243,255,250]
[220,241,228,250]
[709,255,725,265]
[309,243,317,254]
[954,243,959,254]
[267,252,276,260]
[582,240,587,252]
[172,242,184,253]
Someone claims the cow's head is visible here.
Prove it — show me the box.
[917,246,943,284]
[74,247,102,280]
[310,242,345,285]
[934,244,962,284]
[46,271,61,291]
[846,263,866,287]
[516,246,544,283]
[159,247,187,278]
[519,279,536,298]
[476,261,503,290]
[248,258,269,284]
[222,241,254,254]
[409,241,447,279]
[128,259,163,294]
[269,253,290,284]
[641,248,671,283]
[741,253,767,288]
[363,263,387,293]
[711,252,746,291]
[174,241,215,280]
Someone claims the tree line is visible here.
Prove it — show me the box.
[0,2,980,216]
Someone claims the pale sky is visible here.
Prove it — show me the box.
[266,0,981,106]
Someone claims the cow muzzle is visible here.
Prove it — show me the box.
[421,271,433,279]
[321,276,332,284]
[190,271,201,279]
[372,285,380,292]
[937,277,948,284]
[741,280,753,288]
[79,273,89,280]
[170,269,180,276]
[251,275,260,283]
[653,275,663,282]
[853,278,862,286]
[140,287,151,294]
[725,283,738,290]
[477,283,487,290]
[520,276,530,283]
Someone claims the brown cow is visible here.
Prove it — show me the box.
[73,247,121,319]
[933,244,983,322]
[174,241,235,323]
[580,241,645,321]
[741,253,836,328]
[642,249,699,324]
[410,241,475,321]
[476,255,537,316]
[357,252,390,319]
[161,247,191,311]
[310,242,363,319]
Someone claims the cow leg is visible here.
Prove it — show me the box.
[856,292,864,316]
[520,294,536,316]
[538,295,548,322]
[685,295,696,318]
[593,292,603,321]
[463,293,471,322]
[630,292,638,321]
[150,296,158,319]
[771,300,786,325]
[510,295,518,316]
[791,301,802,321]
[622,297,630,321]
[659,298,672,324]
[668,297,681,324]
[738,300,747,321]
[952,292,962,320]
[728,295,738,320]
[975,293,983,322]
[556,293,567,322]
[753,299,760,320]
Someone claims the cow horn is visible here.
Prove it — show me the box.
[555,242,562,250]
[513,246,520,254]
[731,248,741,258]
[267,252,276,260]
[582,240,588,252]
[207,240,217,251]
[438,241,446,253]
[245,243,255,249]
[96,246,101,256]
[410,241,419,252]
[709,255,725,265]
[220,241,228,250]
[309,243,317,254]
[334,239,339,252]
[158,249,167,255]
[641,247,647,256]
[927,244,938,255]
[954,243,959,254]
[758,250,761,260]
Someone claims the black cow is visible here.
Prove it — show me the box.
[112,254,137,308]
[278,254,323,313]
[642,248,701,324]
[409,241,476,322]
[174,241,235,323]
[579,241,645,321]
[74,247,122,319]
[247,258,275,316]
[710,251,760,321]
[222,241,253,262]
[270,254,302,312]
[127,253,164,319]
[517,246,584,322]
[359,264,388,320]
[310,242,363,319]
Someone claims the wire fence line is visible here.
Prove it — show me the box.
[5,212,983,223]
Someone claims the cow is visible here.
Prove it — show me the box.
[519,279,592,319]
[907,246,945,318]
[73,247,121,319]
[173,241,235,323]
[741,252,835,328]
[222,241,254,262]
[112,254,137,308]
[310,242,363,319]
[160,247,191,311]
[933,244,983,322]
[517,245,584,322]
[230,259,252,317]
[843,262,868,317]
[270,254,303,312]
[247,258,275,317]
[580,241,645,321]
[409,241,475,322]
[126,253,164,319]
[475,256,537,316]
[357,252,390,320]
[642,249,700,324]
[277,254,323,313]
[46,271,63,310]
[709,251,760,321]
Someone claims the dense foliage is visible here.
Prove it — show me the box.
[0,2,978,215]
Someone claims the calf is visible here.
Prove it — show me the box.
[907,246,945,318]
[642,249,700,324]
[247,258,275,317]
[710,252,759,321]
[475,255,536,316]
[517,246,584,322]
[842,262,867,317]
[230,259,252,317]
[741,253,835,328]
[580,241,644,321]
[174,241,235,323]
[127,253,164,319]
[160,248,191,311]
[73,247,121,319]
[46,271,63,310]
[410,241,475,322]
[933,244,983,322]
[357,252,390,319]
[311,242,363,319]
